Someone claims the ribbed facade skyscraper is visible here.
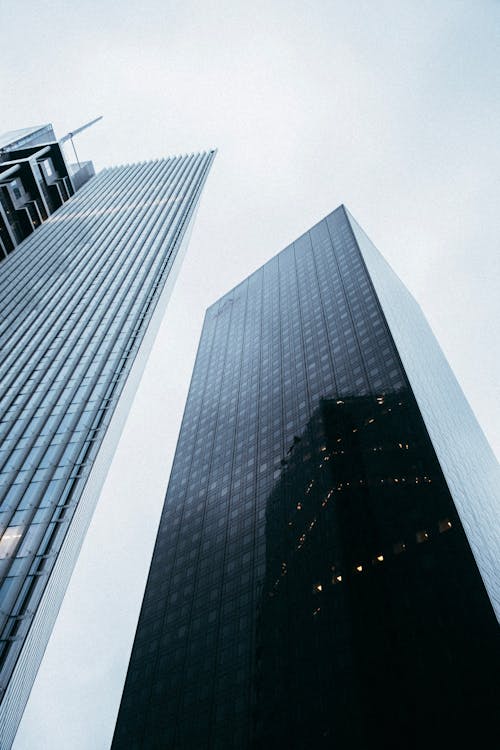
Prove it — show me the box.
[113,205,499,749]
[0,142,215,746]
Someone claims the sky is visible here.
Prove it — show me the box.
[1,1,499,747]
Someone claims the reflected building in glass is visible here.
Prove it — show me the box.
[0,133,215,747]
[113,205,500,749]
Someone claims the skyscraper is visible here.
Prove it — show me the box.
[113,205,499,749]
[0,130,215,747]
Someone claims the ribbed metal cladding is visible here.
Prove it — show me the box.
[0,149,215,746]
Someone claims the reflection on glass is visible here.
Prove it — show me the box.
[254,388,498,747]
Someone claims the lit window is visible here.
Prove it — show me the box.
[355,564,363,573]
[438,519,452,533]
[376,554,384,562]
[332,574,342,584]
[312,583,323,593]
[0,526,23,558]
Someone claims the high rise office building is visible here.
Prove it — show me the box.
[113,205,499,749]
[0,126,215,746]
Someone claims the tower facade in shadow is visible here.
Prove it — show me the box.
[113,205,499,749]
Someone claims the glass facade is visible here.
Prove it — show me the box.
[113,206,499,749]
[0,150,215,746]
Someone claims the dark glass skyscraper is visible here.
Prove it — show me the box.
[113,205,499,749]
[0,138,215,746]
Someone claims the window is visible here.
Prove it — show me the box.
[0,526,23,558]
[10,179,22,199]
[438,518,452,533]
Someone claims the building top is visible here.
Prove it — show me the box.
[206,204,349,312]
[0,118,101,261]
[0,124,56,153]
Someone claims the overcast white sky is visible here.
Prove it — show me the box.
[2,1,499,748]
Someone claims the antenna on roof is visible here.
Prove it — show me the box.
[60,116,103,144]
[60,116,103,167]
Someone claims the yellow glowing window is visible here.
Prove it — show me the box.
[376,554,384,562]
[355,564,363,572]
[438,519,452,533]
